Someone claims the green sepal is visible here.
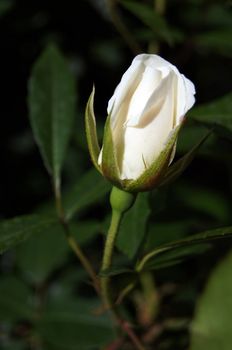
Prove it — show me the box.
[85,86,101,173]
[159,129,212,187]
[122,125,181,192]
[136,225,232,272]
[102,115,121,186]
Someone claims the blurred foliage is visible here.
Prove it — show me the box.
[0,0,231,349]
[190,251,232,350]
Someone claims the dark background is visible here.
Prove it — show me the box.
[0,1,231,349]
[0,0,231,218]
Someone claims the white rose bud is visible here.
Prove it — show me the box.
[85,54,196,192]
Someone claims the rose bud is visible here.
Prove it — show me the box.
[85,54,196,192]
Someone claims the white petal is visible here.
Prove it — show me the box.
[104,54,196,180]
[126,66,162,125]
[128,71,174,128]
[107,59,143,127]
[183,75,196,112]
[120,74,175,179]
[134,54,175,72]
[174,73,196,125]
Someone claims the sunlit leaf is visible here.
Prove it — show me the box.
[190,251,232,350]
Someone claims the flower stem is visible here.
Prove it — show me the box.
[148,0,166,54]
[155,0,166,15]
[106,0,142,54]
[101,187,145,350]
[66,232,100,294]
[101,209,122,309]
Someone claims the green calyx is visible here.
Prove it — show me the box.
[101,123,180,193]
[110,186,136,214]
[102,115,121,185]
[85,86,102,173]
[122,125,181,192]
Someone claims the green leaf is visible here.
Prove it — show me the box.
[177,123,211,154]
[37,169,111,221]
[189,92,232,140]
[137,226,232,272]
[1,341,25,350]
[100,244,211,277]
[145,220,195,250]
[0,0,14,17]
[190,251,232,350]
[159,130,212,187]
[16,218,102,284]
[0,277,33,321]
[0,214,57,254]
[204,4,232,29]
[120,0,173,44]
[71,220,102,245]
[196,29,232,57]
[85,86,101,172]
[173,184,231,222]
[28,44,76,187]
[63,168,111,220]
[116,193,151,259]
[143,244,211,271]
[16,223,68,284]
[37,298,116,349]
[99,266,134,277]
[176,122,231,160]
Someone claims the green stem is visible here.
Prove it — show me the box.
[100,187,145,350]
[66,232,100,294]
[140,272,159,322]
[148,0,166,54]
[106,0,142,54]
[116,281,137,305]
[54,181,100,294]
[101,209,122,309]
[155,0,166,15]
